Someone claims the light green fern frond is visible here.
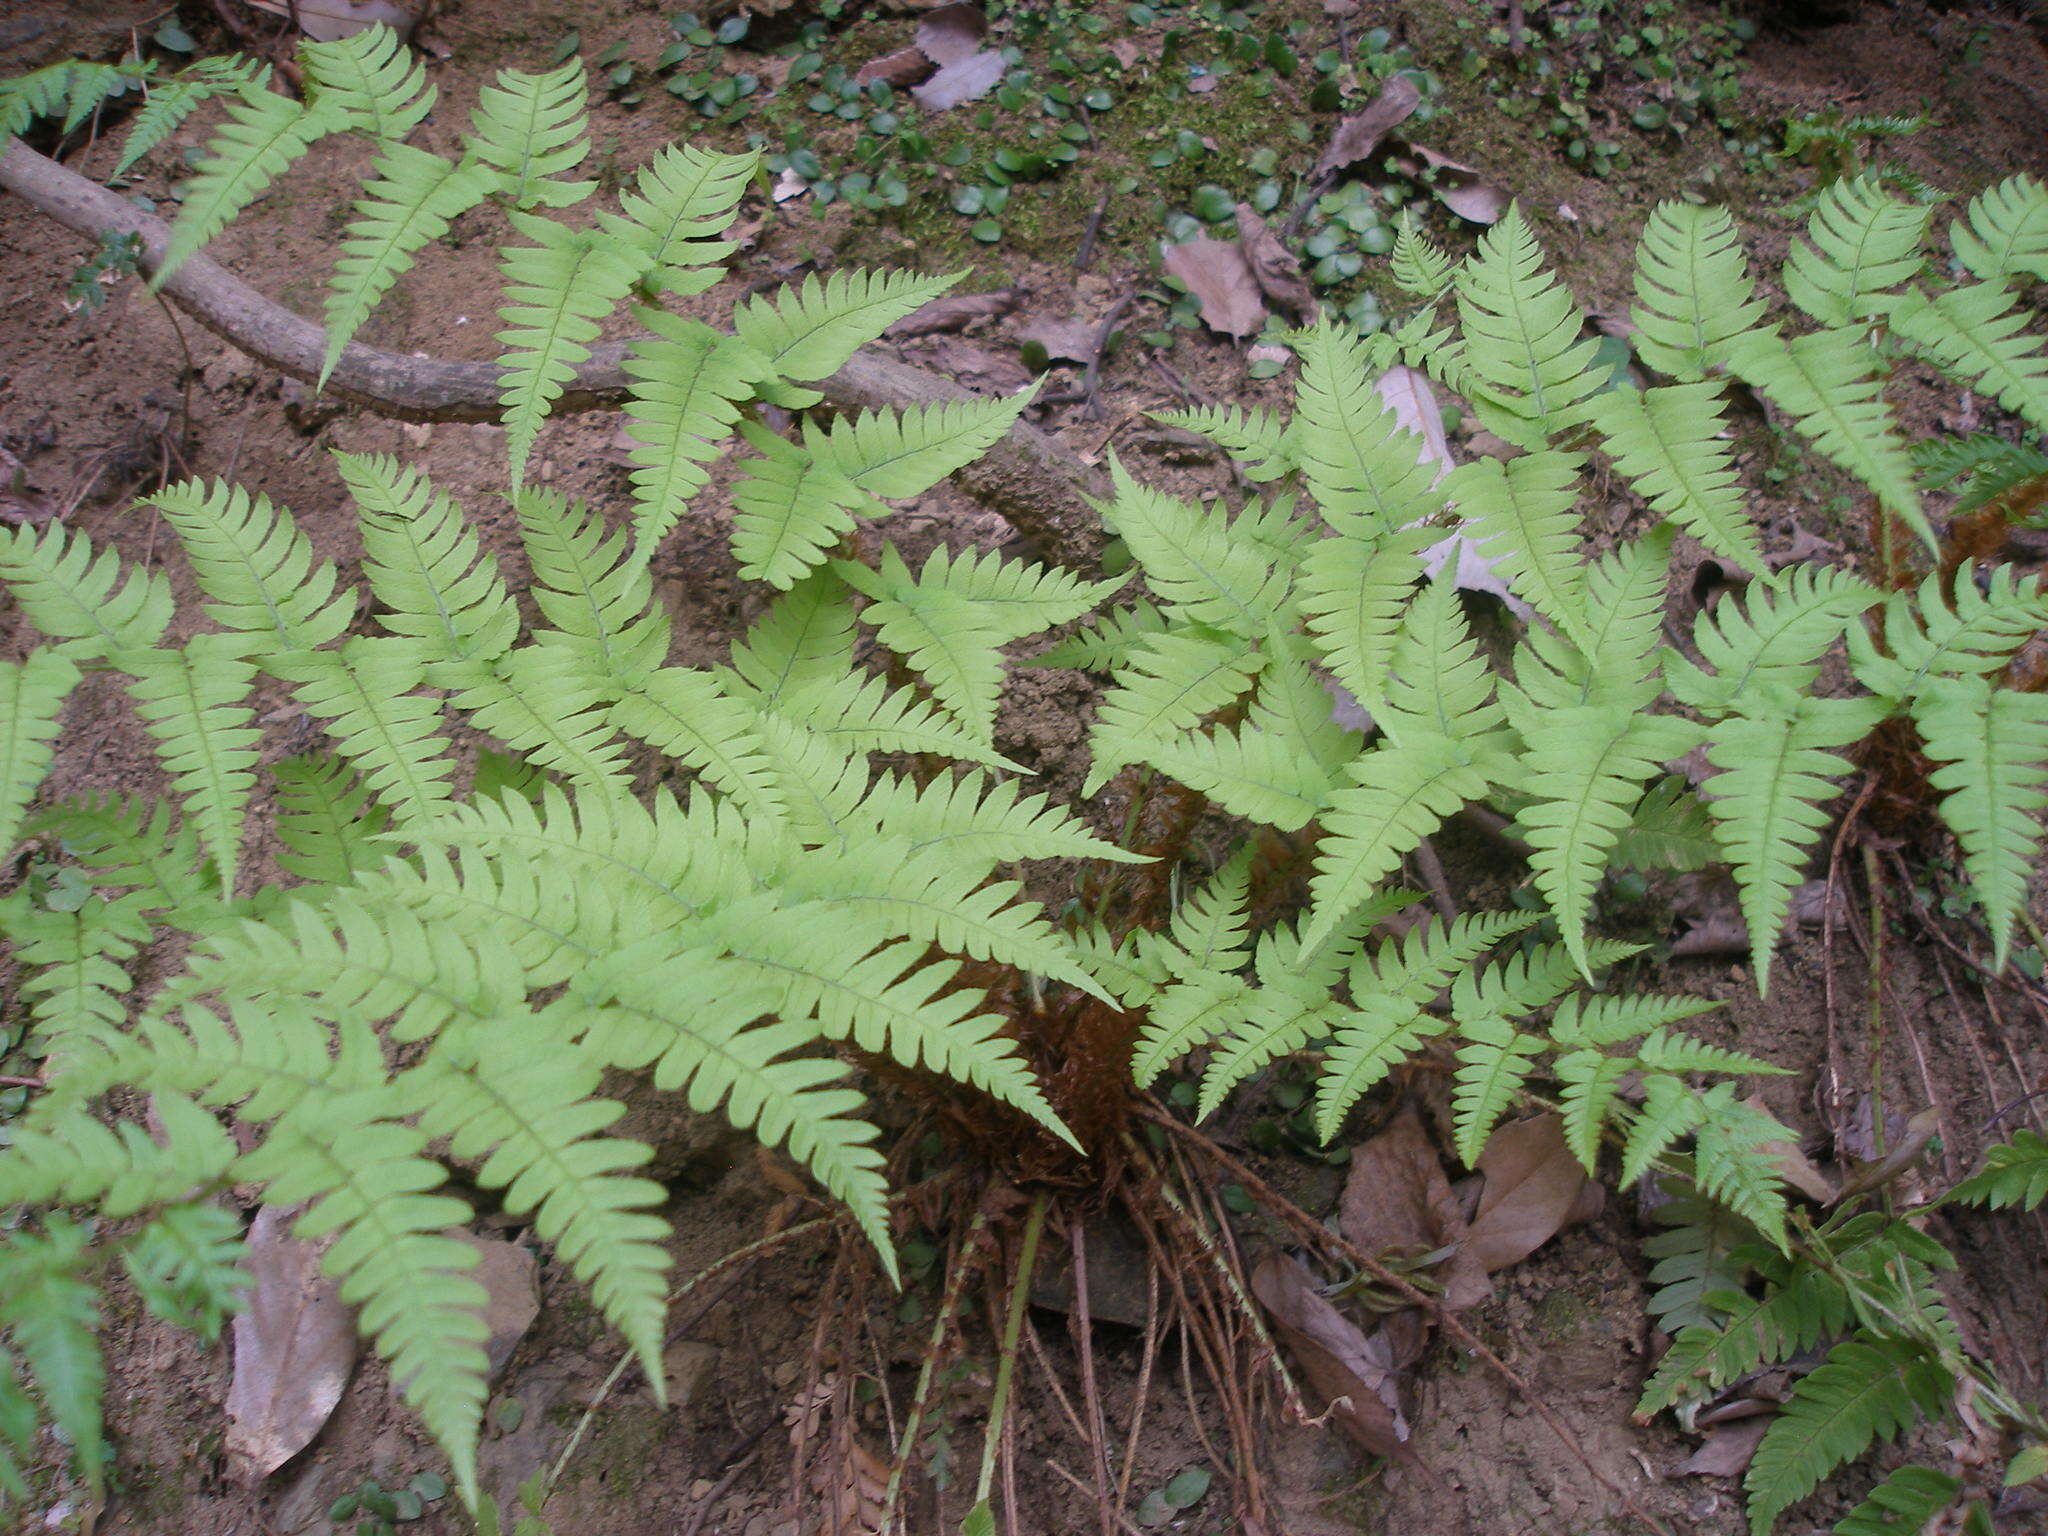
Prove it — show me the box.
[2,887,150,1073]
[465,60,594,209]
[842,769,1141,869]
[1084,627,1266,794]
[0,1219,104,1498]
[604,143,756,293]
[1638,1263,1849,1416]
[1830,1467,1960,1536]
[1701,694,1888,995]
[155,81,347,285]
[1100,456,1294,637]
[1849,562,2048,699]
[0,649,80,856]
[148,478,355,650]
[116,639,260,895]
[620,314,764,557]
[1665,564,1879,715]
[1582,382,1765,575]
[0,520,167,658]
[873,543,1124,642]
[1691,1085,1795,1249]
[1951,174,2048,287]
[113,57,262,177]
[496,216,647,484]
[448,647,633,794]
[1450,1016,1545,1165]
[516,488,670,694]
[30,798,218,922]
[1456,203,1603,446]
[1950,1129,2048,1211]
[1630,201,1768,382]
[609,668,784,819]
[1912,676,2048,968]
[1442,449,1589,637]
[1889,280,2048,436]
[1728,329,1930,551]
[323,146,496,386]
[1783,176,1928,326]
[731,268,961,385]
[301,23,432,143]
[269,639,458,819]
[1641,1187,1761,1332]
[1744,1337,1950,1536]
[1291,317,1449,536]
[271,754,392,886]
[1033,600,1168,671]
[1294,525,1434,712]
[1315,995,1452,1142]
[1390,215,1454,299]
[728,424,868,590]
[1611,776,1718,872]
[1151,404,1296,480]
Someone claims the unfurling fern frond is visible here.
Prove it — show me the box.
[1951,1129,2048,1211]
[1744,1337,1951,1536]
[1950,173,2048,288]
[1629,201,1768,382]
[300,23,432,144]
[323,146,496,387]
[1913,676,2048,968]
[464,60,594,210]
[155,82,348,285]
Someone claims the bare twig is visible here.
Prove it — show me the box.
[1069,1220,1119,1536]
[1075,191,1112,273]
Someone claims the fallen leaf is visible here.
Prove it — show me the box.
[1251,1255,1412,1460]
[0,445,55,527]
[1110,38,1142,69]
[1016,315,1101,366]
[915,2,988,66]
[1162,239,1266,337]
[1677,1420,1769,1478]
[1398,146,1509,225]
[1463,1115,1593,1274]
[884,288,1018,338]
[1374,366,1452,485]
[912,50,1004,111]
[1340,1103,1489,1311]
[1313,76,1423,177]
[1188,75,1218,94]
[855,47,933,88]
[916,337,1034,393]
[771,168,808,204]
[225,1206,357,1484]
[236,0,413,40]
[1741,1100,1836,1205]
[448,1232,540,1381]
[1234,205,1315,321]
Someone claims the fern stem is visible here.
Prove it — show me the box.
[1864,843,1889,1158]
[968,1192,1049,1530]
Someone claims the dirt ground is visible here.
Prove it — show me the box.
[4,0,2048,1533]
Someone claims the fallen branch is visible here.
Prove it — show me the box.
[0,138,1109,570]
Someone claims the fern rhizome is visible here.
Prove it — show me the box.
[3,24,2048,1534]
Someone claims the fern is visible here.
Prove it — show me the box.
[1950,174,2048,288]
[1583,381,1766,574]
[1442,450,1589,637]
[1782,176,1928,326]
[465,60,595,210]
[1950,1129,2048,1211]
[300,24,432,144]
[1890,280,2048,437]
[0,651,80,857]
[1630,201,1767,382]
[0,518,173,657]
[1455,203,1604,447]
[1829,1467,1960,1536]
[116,640,261,895]
[1745,1337,1951,1535]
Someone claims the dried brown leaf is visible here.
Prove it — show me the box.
[1234,204,1314,321]
[911,50,1004,111]
[1015,315,1100,366]
[1251,1255,1412,1460]
[225,1205,357,1483]
[1677,1419,1769,1478]
[915,337,1034,393]
[448,1232,540,1380]
[1398,146,1509,225]
[1340,1104,1489,1311]
[915,2,988,66]
[1739,1099,1836,1205]
[1313,76,1422,177]
[884,288,1018,338]
[1162,239,1266,337]
[854,46,933,88]
[1463,1115,1593,1274]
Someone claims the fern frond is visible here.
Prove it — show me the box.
[1637,1264,1849,1416]
[1950,1130,2048,1210]
[728,425,868,590]
[0,649,79,856]
[609,668,784,819]
[301,23,433,142]
[1450,1016,1545,1165]
[1642,1187,1761,1332]
[148,478,355,650]
[0,1219,105,1496]
[1197,988,1348,1120]
[1915,431,2048,518]
[1582,382,1765,574]
[1315,996,1452,1142]
[870,543,1124,642]
[1033,600,1168,671]
[731,268,961,385]
[620,314,763,557]
[1700,695,1887,995]
[770,669,1024,771]
[464,60,594,209]
[1295,526,1433,711]
[113,58,262,177]
[1085,627,1266,793]
[30,798,218,920]
[1150,404,1296,480]
[1850,562,2048,698]
[1692,1085,1795,1249]
[1390,216,1454,299]
[1829,1467,1960,1536]
[2,887,150,1073]
[323,147,496,386]
[1456,203,1603,447]
[1453,937,1641,1022]
[1913,676,2048,968]
[1630,201,1768,382]
[117,639,260,895]
[725,570,859,707]
[271,754,392,886]
[1728,329,1930,551]
[1291,318,1449,536]
[496,216,647,484]
[516,488,670,694]
[0,520,173,657]
[1612,776,1718,872]
[1100,457,1293,636]
[1890,280,2048,436]
[270,639,457,819]
[843,769,1141,868]
[604,143,756,293]
[403,1032,671,1392]
[1951,174,2048,288]
[155,81,346,284]
[1666,564,1880,715]
[448,648,633,793]
[121,1201,247,1340]
[1783,176,1929,326]
[1442,449,1589,637]
[240,1120,491,1505]
[1745,1337,1951,1536]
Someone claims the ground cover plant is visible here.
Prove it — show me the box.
[3,13,2048,1536]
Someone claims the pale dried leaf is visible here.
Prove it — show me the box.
[1016,315,1100,366]
[1313,76,1422,177]
[1739,1100,1836,1205]
[225,1205,357,1483]
[1162,239,1266,337]
[916,337,1034,393]
[1235,205,1315,320]
[448,1232,540,1380]
[1400,147,1508,225]
[1251,1255,1411,1460]
[911,51,1005,111]
[1374,366,1452,486]
[915,2,989,66]
[1464,1114,1593,1273]
[236,0,413,41]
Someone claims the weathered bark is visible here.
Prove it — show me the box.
[0,137,1109,568]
